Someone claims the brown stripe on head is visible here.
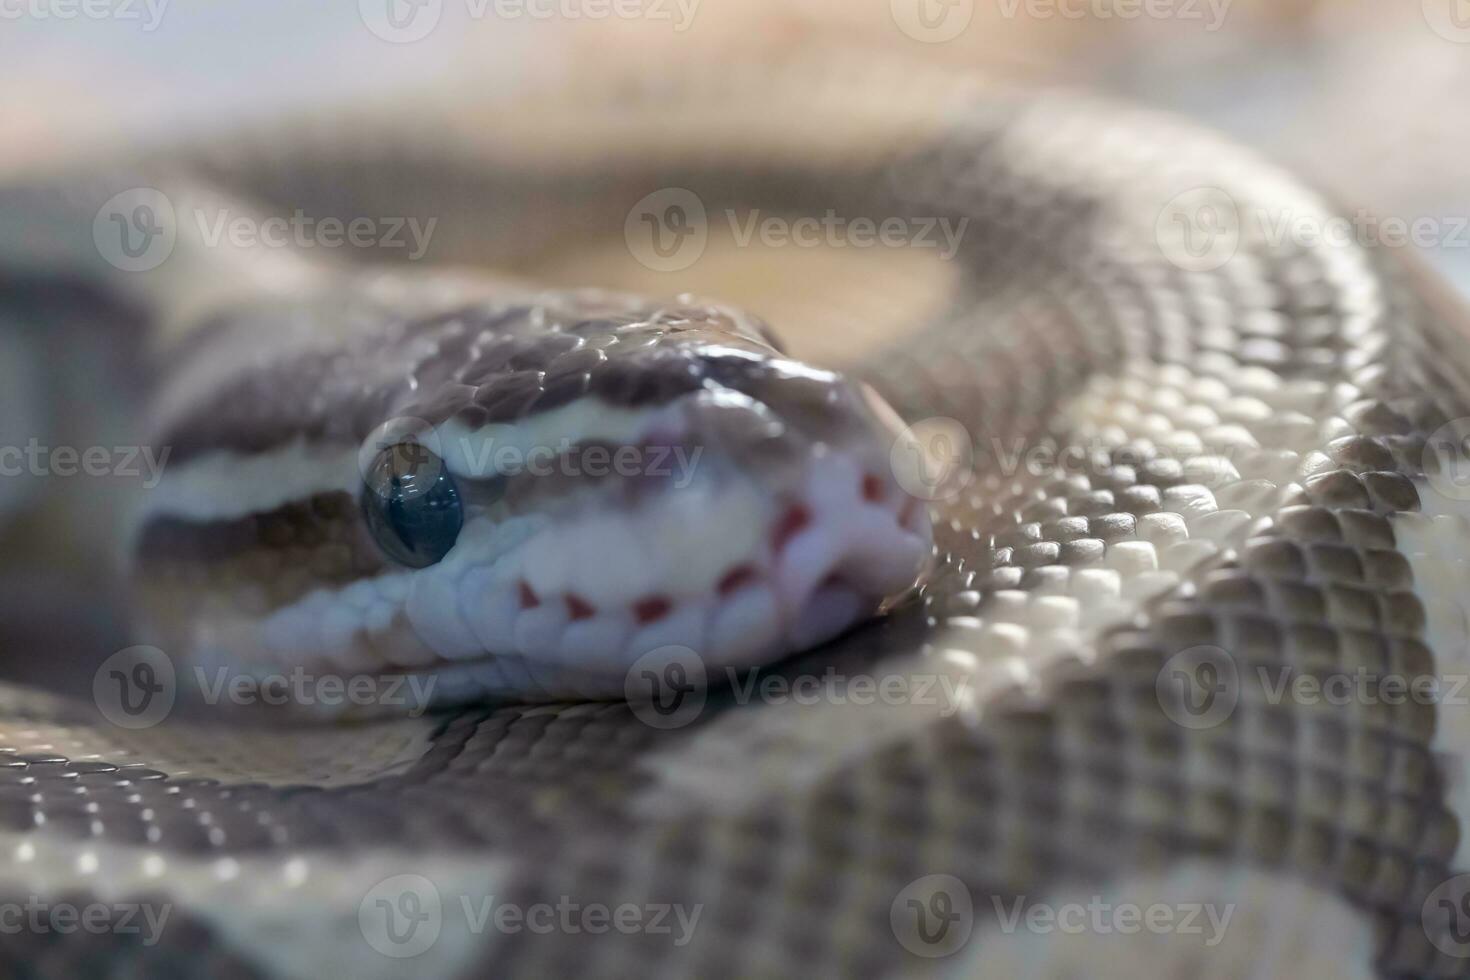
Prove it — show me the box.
[154,285,779,467]
[134,491,387,623]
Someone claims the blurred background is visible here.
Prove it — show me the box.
[0,5,1465,976]
[2,0,1466,295]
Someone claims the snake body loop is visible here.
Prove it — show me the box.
[2,52,1470,978]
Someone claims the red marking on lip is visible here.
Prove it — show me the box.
[718,565,758,596]
[898,498,918,528]
[518,581,540,609]
[772,504,812,552]
[566,594,596,621]
[862,474,886,503]
[633,596,672,624]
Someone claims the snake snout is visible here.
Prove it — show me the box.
[511,360,937,672]
[424,357,934,692]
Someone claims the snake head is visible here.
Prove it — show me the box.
[135,291,933,707]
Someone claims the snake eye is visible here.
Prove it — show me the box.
[361,443,463,568]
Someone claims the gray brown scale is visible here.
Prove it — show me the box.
[5,58,1470,980]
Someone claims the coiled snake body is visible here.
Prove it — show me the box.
[3,51,1470,979]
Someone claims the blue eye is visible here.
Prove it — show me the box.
[362,444,463,568]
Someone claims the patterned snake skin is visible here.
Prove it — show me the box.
[5,51,1470,978]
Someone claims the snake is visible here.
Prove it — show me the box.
[2,45,1470,979]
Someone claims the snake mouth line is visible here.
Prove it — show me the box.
[252,450,934,707]
[400,451,935,703]
[508,479,927,636]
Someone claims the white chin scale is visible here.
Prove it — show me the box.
[257,449,932,704]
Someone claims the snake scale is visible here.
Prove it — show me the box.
[3,46,1470,978]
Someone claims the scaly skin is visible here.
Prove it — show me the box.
[0,50,1469,979]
